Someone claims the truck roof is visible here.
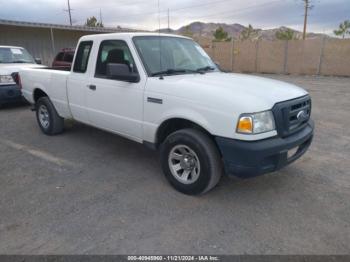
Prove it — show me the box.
[79,32,191,41]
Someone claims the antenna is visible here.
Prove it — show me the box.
[157,0,161,32]
[158,0,163,78]
[167,9,170,32]
[99,8,103,26]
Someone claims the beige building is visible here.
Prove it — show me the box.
[0,19,138,66]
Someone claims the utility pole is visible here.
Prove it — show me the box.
[302,0,312,40]
[64,0,73,26]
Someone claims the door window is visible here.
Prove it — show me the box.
[95,40,137,78]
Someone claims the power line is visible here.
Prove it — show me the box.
[162,0,235,14]
[63,0,284,29]
[66,0,277,27]
[72,0,280,29]
[96,0,269,25]
[75,0,235,19]
[171,0,280,21]
[76,0,154,10]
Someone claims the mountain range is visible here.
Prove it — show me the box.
[159,21,327,40]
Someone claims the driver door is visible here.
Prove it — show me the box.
[85,40,145,141]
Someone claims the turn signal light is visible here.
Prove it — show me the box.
[237,116,253,134]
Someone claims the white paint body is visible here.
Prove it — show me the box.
[20,33,308,143]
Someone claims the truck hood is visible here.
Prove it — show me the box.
[147,72,308,112]
[0,63,46,75]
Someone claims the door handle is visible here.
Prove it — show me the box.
[87,84,96,91]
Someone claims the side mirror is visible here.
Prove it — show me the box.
[106,63,140,83]
[214,61,229,73]
[215,61,223,70]
[35,58,42,64]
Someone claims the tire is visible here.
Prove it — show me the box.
[160,128,223,195]
[35,97,64,135]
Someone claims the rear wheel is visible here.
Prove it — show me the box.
[35,97,64,135]
[160,129,223,195]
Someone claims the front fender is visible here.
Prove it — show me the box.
[158,108,213,134]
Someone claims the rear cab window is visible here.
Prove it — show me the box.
[73,41,93,73]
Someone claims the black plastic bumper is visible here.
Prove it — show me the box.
[0,84,23,104]
[215,120,314,178]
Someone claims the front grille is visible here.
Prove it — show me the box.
[272,95,311,137]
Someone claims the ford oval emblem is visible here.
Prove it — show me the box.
[297,110,308,121]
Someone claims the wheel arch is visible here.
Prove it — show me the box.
[155,117,215,148]
[33,88,48,103]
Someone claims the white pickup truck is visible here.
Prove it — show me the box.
[20,33,314,195]
[0,45,43,107]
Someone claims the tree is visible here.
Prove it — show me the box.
[240,24,258,40]
[276,29,296,40]
[213,26,230,41]
[85,16,104,27]
[334,20,350,39]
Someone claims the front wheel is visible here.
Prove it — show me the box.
[160,129,223,195]
[35,97,64,135]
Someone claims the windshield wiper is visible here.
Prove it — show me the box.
[196,66,216,73]
[151,69,200,77]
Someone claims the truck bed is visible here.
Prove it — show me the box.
[20,68,72,118]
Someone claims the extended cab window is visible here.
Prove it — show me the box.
[95,40,137,78]
[73,41,93,73]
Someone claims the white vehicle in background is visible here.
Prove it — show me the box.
[0,46,43,107]
[19,33,314,195]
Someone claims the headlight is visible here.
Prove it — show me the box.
[237,111,275,134]
[0,75,16,84]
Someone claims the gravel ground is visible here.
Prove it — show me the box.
[0,74,349,255]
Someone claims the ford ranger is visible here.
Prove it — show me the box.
[20,33,314,195]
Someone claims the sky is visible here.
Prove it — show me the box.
[0,0,349,35]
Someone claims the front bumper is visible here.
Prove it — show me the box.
[0,84,23,104]
[215,120,314,178]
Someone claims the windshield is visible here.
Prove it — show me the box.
[0,47,36,64]
[133,36,217,76]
